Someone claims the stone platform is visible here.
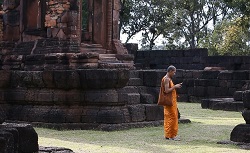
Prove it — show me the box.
[0,69,192,131]
[0,123,38,153]
[201,98,244,111]
[0,40,135,71]
[13,118,191,131]
[230,90,250,143]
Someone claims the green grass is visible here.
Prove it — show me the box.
[36,103,249,153]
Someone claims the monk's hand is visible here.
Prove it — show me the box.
[174,83,182,89]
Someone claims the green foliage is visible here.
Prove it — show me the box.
[224,0,250,16]
[120,0,176,50]
[199,17,250,55]
[168,0,230,49]
[120,0,232,50]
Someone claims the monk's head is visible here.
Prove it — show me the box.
[167,65,176,78]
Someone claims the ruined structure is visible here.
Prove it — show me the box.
[0,0,170,132]
[0,0,132,70]
[230,90,250,143]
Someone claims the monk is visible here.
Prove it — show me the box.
[160,65,182,140]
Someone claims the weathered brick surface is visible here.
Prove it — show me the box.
[142,70,165,87]
[96,109,126,124]
[127,78,143,86]
[0,108,6,124]
[54,70,80,89]
[0,131,15,153]
[194,86,206,97]
[2,123,39,153]
[118,93,140,105]
[0,71,11,88]
[140,93,155,104]
[85,90,121,106]
[234,91,243,101]
[231,124,250,143]
[1,68,250,129]
[232,71,249,80]
[206,86,216,97]
[145,104,163,121]
[243,90,250,109]
[213,102,243,111]
[135,49,250,70]
[128,105,146,122]
[242,109,250,124]
[42,71,55,88]
[1,128,19,152]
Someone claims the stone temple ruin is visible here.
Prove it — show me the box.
[0,0,133,152]
[0,0,250,152]
[135,49,250,146]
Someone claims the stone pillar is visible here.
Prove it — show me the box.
[111,0,128,55]
[2,0,20,41]
[0,16,3,41]
[230,90,250,143]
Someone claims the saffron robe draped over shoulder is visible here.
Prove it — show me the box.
[161,77,178,138]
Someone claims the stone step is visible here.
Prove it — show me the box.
[99,54,119,63]
[201,98,244,112]
[127,78,143,86]
[99,57,118,62]
[80,43,103,48]
[99,60,120,64]
[79,47,106,54]
[98,62,134,69]
[129,70,140,78]
[99,54,116,58]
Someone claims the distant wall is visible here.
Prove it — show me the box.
[135,49,250,70]
[127,69,250,103]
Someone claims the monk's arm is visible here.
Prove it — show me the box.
[164,78,176,93]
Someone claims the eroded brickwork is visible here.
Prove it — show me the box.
[45,0,79,39]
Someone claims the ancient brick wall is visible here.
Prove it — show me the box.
[0,68,248,130]
[127,69,250,104]
[205,56,250,70]
[45,0,80,40]
[0,17,3,41]
[135,49,250,70]
[1,0,20,41]
[0,123,39,153]
[0,69,163,130]
[135,49,208,70]
[0,38,81,70]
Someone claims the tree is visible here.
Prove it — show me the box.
[120,0,151,44]
[199,17,250,55]
[199,1,250,56]
[120,0,232,50]
[120,0,176,50]
[140,0,176,50]
[224,0,250,16]
[223,0,250,28]
[167,0,230,49]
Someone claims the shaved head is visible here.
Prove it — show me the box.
[167,65,176,72]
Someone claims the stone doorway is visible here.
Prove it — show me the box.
[81,0,91,42]
[22,0,47,37]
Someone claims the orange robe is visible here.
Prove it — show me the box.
[162,77,178,138]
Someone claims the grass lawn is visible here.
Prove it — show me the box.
[36,102,249,153]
